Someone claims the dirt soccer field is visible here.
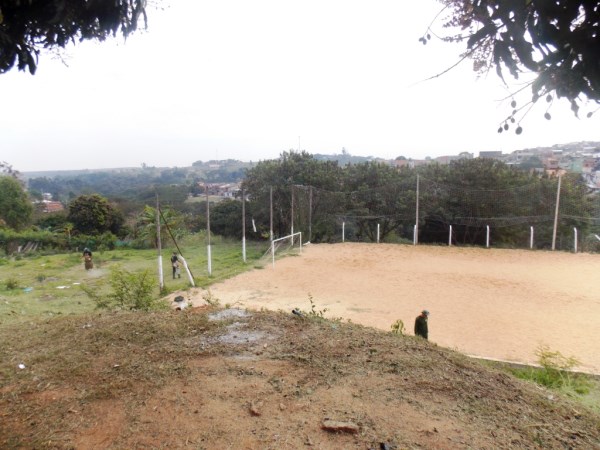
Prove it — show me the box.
[197,243,600,374]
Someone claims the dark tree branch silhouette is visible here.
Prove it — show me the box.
[422,0,600,132]
[0,0,147,74]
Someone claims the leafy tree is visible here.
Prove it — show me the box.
[0,161,21,178]
[519,156,544,171]
[417,158,541,245]
[553,172,597,247]
[342,162,416,241]
[0,175,33,230]
[67,193,124,236]
[34,211,69,231]
[210,199,243,239]
[0,0,147,74]
[133,205,184,248]
[243,151,342,239]
[427,0,600,128]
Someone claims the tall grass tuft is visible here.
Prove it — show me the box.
[511,345,592,396]
[82,265,167,311]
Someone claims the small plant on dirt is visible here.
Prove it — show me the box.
[36,274,47,283]
[308,293,328,318]
[390,319,405,335]
[5,277,19,290]
[82,265,166,311]
[202,290,220,306]
[292,294,344,323]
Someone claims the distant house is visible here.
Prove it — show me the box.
[544,157,560,170]
[479,151,503,159]
[392,159,410,169]
[34,193,64,213]
[392,158,431,169]
[43,201,64,213]
[583,158,596,174]
[198,182,241,198]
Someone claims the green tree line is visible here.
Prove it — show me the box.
[239,152,599,250]
[1,153,599,255]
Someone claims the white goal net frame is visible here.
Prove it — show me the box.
[270,232,302,268]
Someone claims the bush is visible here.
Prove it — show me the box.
[5,277,19,290]
[82,265,166,311]
[71,232,117,252]
[390,319,405,335]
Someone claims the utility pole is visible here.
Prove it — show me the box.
[552,175,562,251]
[206,183,212,276]
[242,187,246,263]
[156,194,164,291]
[270,186,274,242]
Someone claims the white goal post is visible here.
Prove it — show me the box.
[271,232,302,268]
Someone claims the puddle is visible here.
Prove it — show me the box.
[208,308,251,321]
[203,308,279,351]
[214,328,268,345]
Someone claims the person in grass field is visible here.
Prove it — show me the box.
[171,252,181,279]
[82,247,93,270]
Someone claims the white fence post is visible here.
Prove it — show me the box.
[179,256,195,287]
[207,244,212,276]
[242,236,246,263]
[271,241,275,268]
[342,221,345,243]
[530,226,534,249]
[574,227,578,253]
[413,225,417,245]
[486,225,490,248]
[448,225,453,246]
[377,223,380,244]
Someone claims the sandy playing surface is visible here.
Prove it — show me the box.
[192,243,600,373]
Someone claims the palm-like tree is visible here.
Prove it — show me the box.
[135,205,185,248]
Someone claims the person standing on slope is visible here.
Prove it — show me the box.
[414,310,430,339]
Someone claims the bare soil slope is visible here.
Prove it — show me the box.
[201,243,600,374]
[1,308,600,449]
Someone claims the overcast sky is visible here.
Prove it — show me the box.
[1,0,598,172]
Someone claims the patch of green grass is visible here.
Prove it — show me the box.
[503,346,600,412]
[0,240,269,325]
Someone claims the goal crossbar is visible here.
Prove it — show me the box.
[271,232,302,268]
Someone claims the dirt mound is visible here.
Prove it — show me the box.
[1,308,599,449]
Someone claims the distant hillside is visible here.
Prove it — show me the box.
[23,161,254,204]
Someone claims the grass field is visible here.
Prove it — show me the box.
[0,236,270,325]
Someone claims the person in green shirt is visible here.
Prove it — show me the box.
[414,310,429,339]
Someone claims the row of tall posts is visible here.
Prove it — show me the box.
[155,175,572,290]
